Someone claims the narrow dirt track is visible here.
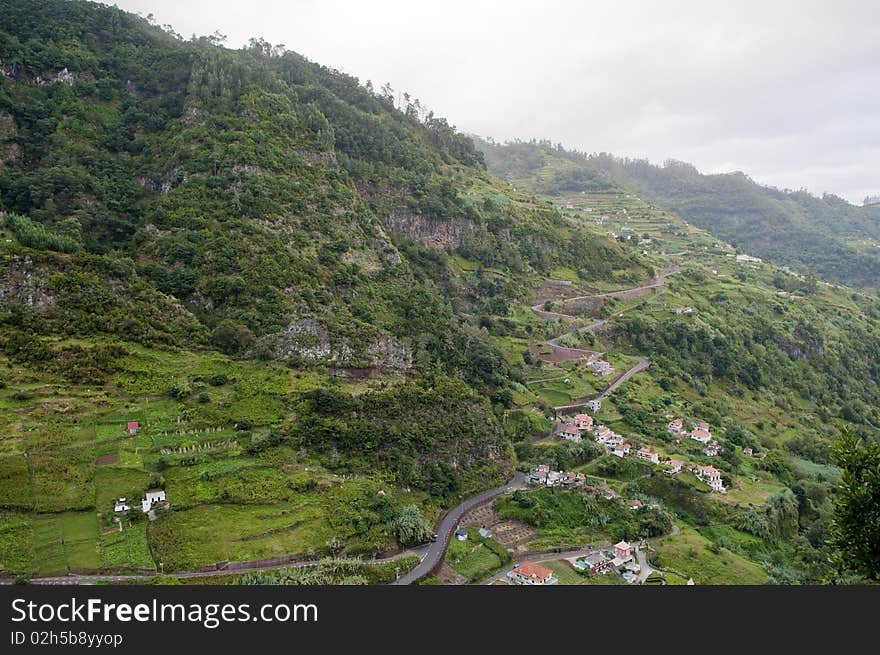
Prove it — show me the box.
[531,269,678,412]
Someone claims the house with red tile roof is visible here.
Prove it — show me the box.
[558,424,582,442]
[693,465,725,492]
[126,421,140,435]
[611,540,633,567]
[667,418,684,436]
[507,561,557,585]
[665,459,683,475]
[690,428,712,444]
[574,414,594,430]
[636,448,660,464]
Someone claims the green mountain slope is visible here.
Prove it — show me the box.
[0,0,649,576]
[0,1,878,584]
[479,138,880,290]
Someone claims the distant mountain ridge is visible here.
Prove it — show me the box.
[478,138,880,290]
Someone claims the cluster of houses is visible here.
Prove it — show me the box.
[113,489,168,515]
[573,540,641,583]
[668,418,722,457]
[554,412,730,493]
[528,464,653,513]
[588,359,614,376]
[528,464,586,489]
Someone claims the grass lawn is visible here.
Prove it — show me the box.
[544,560,625,585]
[649,527,768,585]
[32,512,101,575]
[99,521,155,570]
[445,529,510,582]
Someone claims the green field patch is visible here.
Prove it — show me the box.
[32,512,101,575]
[0,512,33,577]
[99,522,155,571]
[444,528,511,582]
[544,560,625,585]
[93,467,150,517]
[0,454,34,509]
[650,527,768,585]
[147,501,334,571]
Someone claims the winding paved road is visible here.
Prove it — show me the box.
[532,269,677,413]
[13,272,677,588]
[394,471,529,585]
[8,473,529,586]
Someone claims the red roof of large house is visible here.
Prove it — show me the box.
[564,425,579,435]
[513,561,553,581]
[692,429,711,438]
[127,421,139,430]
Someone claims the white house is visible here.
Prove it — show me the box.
[611,541,633,568]
[636,448,660,465]
[594,425,613,443]
[612,442,631,458]
[690,428,712,444]
[507,561,558,585]
[558,424,582,442]
[587,399,602,413]
[141,489,166,513]
[703,444,720,457]
[665,459,683,475]
[694,465,725,492]
[667,419,684,436]
[114,498,130,513]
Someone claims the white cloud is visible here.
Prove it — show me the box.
[111,0,880,202]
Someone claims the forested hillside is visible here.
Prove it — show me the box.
[477,136,880,583]
[479,139,880,290]
[0,1,878,584]
[0,0,649,576]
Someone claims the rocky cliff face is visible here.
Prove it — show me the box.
[271,317,411,371]
[381,210,481,250]
[0,254,56,310]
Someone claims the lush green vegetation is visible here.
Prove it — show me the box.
[236,556,420,585]
[1,0,878,585]
[444,527,512,582]
[495,488,672,548]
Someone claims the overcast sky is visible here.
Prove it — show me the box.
[113,0,879,204]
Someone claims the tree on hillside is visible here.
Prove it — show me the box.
[829,428,880,581]
[388,505,431,546]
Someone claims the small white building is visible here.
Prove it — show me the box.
[636,448,660,465]
[558,424,582,442]
[114,498,130,513]
[691,429,712,444]
[587,399,602,413]
[141,489,167,513]
[694,466,725,492]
